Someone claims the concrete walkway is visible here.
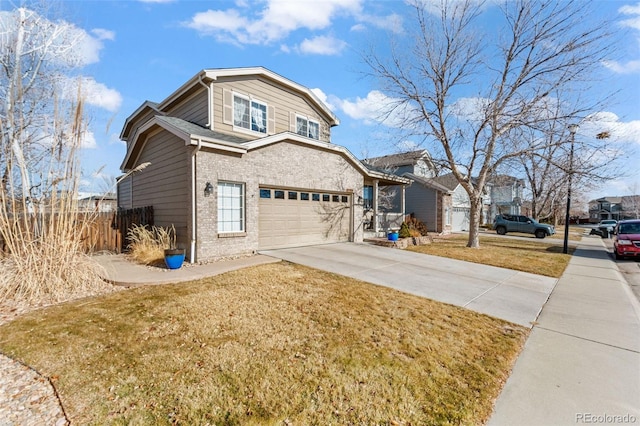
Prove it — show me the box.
[261,243,557,328]
[489,236,640,425]
[93,253,281,286]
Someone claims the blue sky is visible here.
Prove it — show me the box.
[5,0,640,201]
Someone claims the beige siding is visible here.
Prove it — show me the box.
[166,89,209,127]
[131,131,190,248]
[211,76,332,142]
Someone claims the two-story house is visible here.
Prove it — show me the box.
[588,196,640,222]
[486,175,525,219]
[117,67,409,262]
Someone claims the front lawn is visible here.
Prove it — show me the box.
[409,235,573,278]
[0,262,527,425]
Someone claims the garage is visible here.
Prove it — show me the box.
[258,187,351,249]
[452,207,470,232]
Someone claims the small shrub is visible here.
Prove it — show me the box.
[399,222,411,238]
[406,215,429,236]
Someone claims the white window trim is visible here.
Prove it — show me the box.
[217,181,245,234]
[294,114,320,140]
[232,93,268,136]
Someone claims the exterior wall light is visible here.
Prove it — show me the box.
[204,182,214,197]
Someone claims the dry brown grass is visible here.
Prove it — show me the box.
[409,234,573,277]
[0,196,109,304]
[127,224,175,266]
[0,262,527,425]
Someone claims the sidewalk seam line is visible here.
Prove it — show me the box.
[536,326,640,354]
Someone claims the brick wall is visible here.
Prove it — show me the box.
[194,140,366,261]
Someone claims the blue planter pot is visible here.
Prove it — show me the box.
[388,232,399,241]
[164,249,185,269]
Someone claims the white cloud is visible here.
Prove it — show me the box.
[187,9,249,37]
[310,88,335,111]
[609,2,640,74]
[184,0,367,51]
[620,2,640,30]
[602,59,640,74]
[91,28,115,41]
[62,76,122,112]
[338,90,411,127]
[81,129,97,149]
[620,3,640,15]
[448,97,491,123]
[298,35,347,55]
[357,12,404,33]
[584,111,640,145]
[109,132,125,145]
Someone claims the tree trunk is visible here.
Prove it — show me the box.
[467,195,483,248]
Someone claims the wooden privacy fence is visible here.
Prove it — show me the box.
[0,206,154,254]
[76,206,154,253]
[113,206,154,252]
[80,212,121,253]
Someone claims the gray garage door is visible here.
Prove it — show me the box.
[258,188,351,249]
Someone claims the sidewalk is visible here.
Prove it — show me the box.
[93,253,281,286]
[489,236,640,425]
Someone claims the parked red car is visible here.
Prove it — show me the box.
[613,219,640,260]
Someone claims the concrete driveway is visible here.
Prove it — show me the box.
[260,243,557,327]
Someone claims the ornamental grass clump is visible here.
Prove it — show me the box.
[0,85,107,305]
[127,224,175,266]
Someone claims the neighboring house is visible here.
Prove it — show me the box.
[363,150,525,232]
[588,196,640,222]
[364,150,454,233]
[430,173,523,230]
[117,67,409,262]
[486,175,525,219]
[431,173,472,232]
[78,193,117,213]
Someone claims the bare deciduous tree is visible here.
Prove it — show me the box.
[363,0,613,247]
[0,4,107,303]
[513,112,623,223]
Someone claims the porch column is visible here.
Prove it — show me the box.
[373,179,379,233]
[401,184,406,222]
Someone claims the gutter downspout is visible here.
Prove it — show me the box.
[191,73,210,263]
[190,139,202,263]
[196,75,212,129]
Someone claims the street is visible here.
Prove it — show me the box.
[601,237,640,303]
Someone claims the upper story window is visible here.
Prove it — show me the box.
[233,94,267,134]
[295,115,319,140]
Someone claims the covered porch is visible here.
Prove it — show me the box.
[362,171,411,238]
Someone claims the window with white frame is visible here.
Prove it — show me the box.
[233,94,267,134]
[217,182,244,233]
[295,115,320,140]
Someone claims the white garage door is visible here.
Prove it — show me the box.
[452,207,470,232]
[259,188,351,249]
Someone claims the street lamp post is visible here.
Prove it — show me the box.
[563,124,579,254]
